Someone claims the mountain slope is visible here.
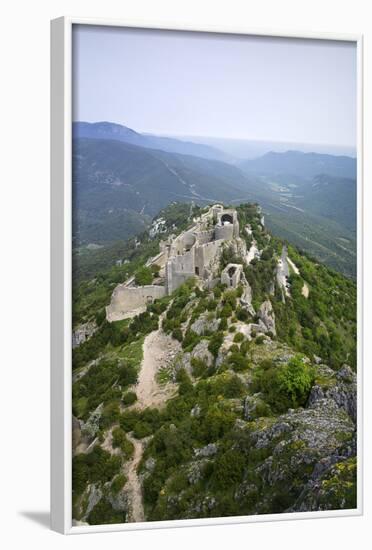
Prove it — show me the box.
[239,150,356,180]
[297,174,356,231]
[72,138,257,246]
[71,202,357,525]
[73,121,232,162]
[73,137,357,278]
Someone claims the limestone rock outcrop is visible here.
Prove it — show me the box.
[257,299,276,336]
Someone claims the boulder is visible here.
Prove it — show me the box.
[257,300,276,336]
[194,443,218,458]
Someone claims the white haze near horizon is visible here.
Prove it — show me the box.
[72,25,357,155]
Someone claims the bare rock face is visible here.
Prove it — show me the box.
[175,339,214,376]
[107,485,128,512]
[236,396,356,514]
[82,484,103,520]
[308,364,357,422]
[144,457,156,473]
[243,393,269,421]
[191,340,214,366]
[72,415,82,450]
[72,321,97,349]
[291,454,357,512]
[81,403,103,440]
[194,443,218,458]
[186,459,212,485]
[240,274,255,316]
[191,314,220,336]
[257,299,276,336]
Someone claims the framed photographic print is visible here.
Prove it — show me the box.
[51,17,363,534]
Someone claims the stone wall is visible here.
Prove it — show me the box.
[221,263,243,288]
[215,223,234,241]
[166,248,195,294]
[194,240,223,278]
[106,285,166,322]
[106,205,242,322]
[196,229,215,245]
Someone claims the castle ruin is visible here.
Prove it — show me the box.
[106,205,241,322]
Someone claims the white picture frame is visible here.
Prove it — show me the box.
[51,16,364,535]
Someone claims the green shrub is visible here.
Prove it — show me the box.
[223,375,246,398]
[172,328,183,342]
[203,405,236,441]
[236,307,249,322]
[119,410,141,432]
[219,317,228,331]
[95,308,106,326]
[229,344,239,353]
[176,368,194,395]
[211,449,245,490]
[100,401,121,430]
[228,352,250,372]
[220,303,233,319]
[111,473,127,495]
[151,264,161,277]
[135,266,153,286]
[182,330,200,351]
[256,335,265,345]
[207,299,218,311]
[112,427,135,458]
[223,289,237,308]
[240,339,251,355]
[87,498,125,525]
[72,447,122,496]
[252,355,314,412]
[191,357,207,378]
[213,287,222,299]
[208,332,224,358]
[233,332,244,343]
[122,391,137,406]
[133,421,153,439]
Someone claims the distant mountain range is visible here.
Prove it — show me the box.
[72,121,357,278]
[73,121,232,163]
[239,150,356,180]
[72,137,261,247]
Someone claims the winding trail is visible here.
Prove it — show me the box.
[124,435,146,523]
[135,329,180,410]
[123,319,181,522]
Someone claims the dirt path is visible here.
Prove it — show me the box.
[123,322,181,521]
[135,328,180,410]
[124,434,146,523]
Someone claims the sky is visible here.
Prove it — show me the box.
[72,25,357,148]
